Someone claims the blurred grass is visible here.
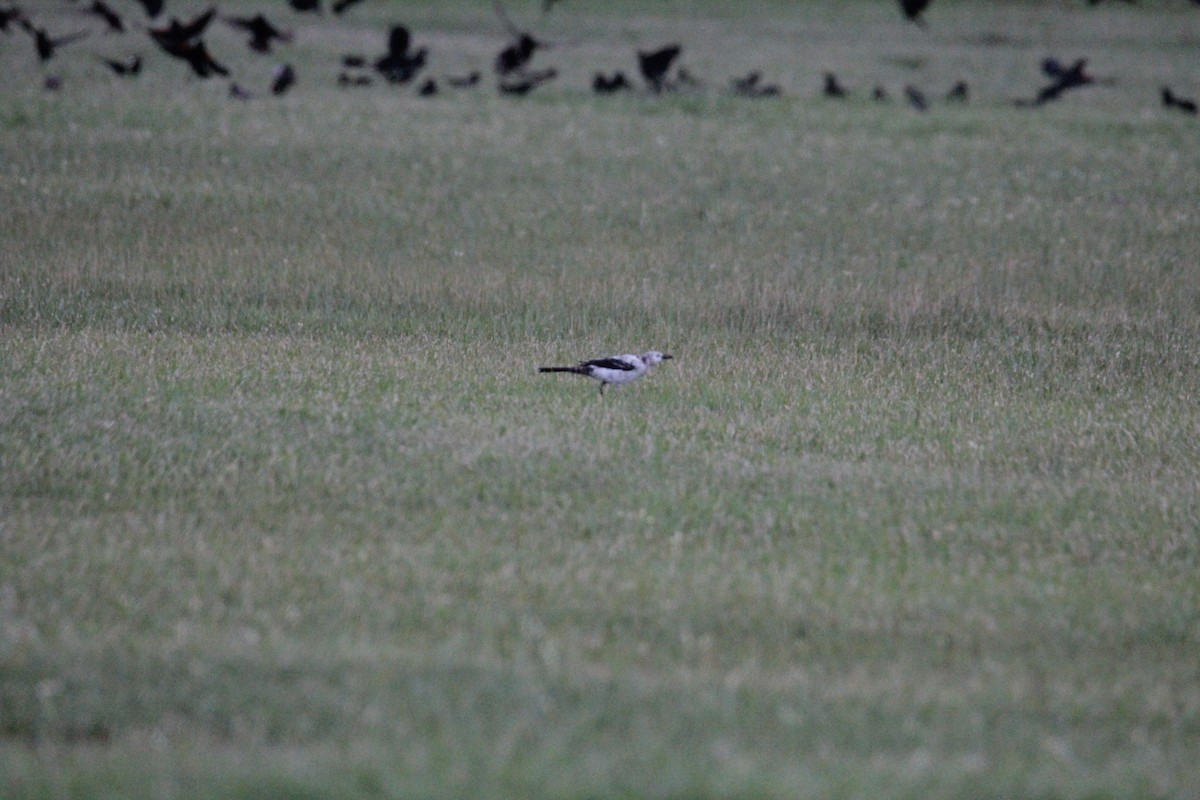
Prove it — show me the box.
[2,1,1200,798]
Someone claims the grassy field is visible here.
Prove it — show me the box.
[2,1,1200,797]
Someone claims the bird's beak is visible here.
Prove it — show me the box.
[663,354,673,360]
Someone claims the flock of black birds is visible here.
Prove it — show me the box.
[1,0,1197,115]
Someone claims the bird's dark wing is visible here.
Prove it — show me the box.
[582,357,637,371]
[178,7,217,39]
[136,0,164,18]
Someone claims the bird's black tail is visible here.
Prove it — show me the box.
[539,366,587,375]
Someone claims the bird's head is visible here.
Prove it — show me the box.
[643,351,673,366]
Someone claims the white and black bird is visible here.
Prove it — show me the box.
[539,351,673,394]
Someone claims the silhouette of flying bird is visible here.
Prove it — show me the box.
[332,0,367,14]
[148,8,228,78]
[638,44,681,92]
[1029,57,1094,105]
[373,24,426,83]
[225,14,292,53]
[1162,86,1197,114]
[288,0,321,13]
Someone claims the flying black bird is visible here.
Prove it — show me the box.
[905,84,929,111]
[338,72,372,87]
[823,72,848,98]
[418,77,438,96]
[100,54,141,76]
[225,13,292,53]
[131,0,163,19]
[288,0,321,12]
[898,0,933,25]
[148,8,228,78]
[499,67,557,95]
[373,24,426,83]
[21,21,89,61]
[638,44,681,92]
[1030,57,1094,105]
[83,1,124,33]
[332,0,366,14]
[341,54,366,68]
[731,71,780,98]
[271,63,296,95]
[593,70,631,94]
[872,85,889,102]
[1162,86,1197,114]
[150,33,229,78]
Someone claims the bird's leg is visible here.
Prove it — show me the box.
[599,382,606,396]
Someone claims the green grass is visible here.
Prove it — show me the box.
[2,1,1200,798]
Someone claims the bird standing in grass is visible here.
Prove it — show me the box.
[539,351,673,395]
